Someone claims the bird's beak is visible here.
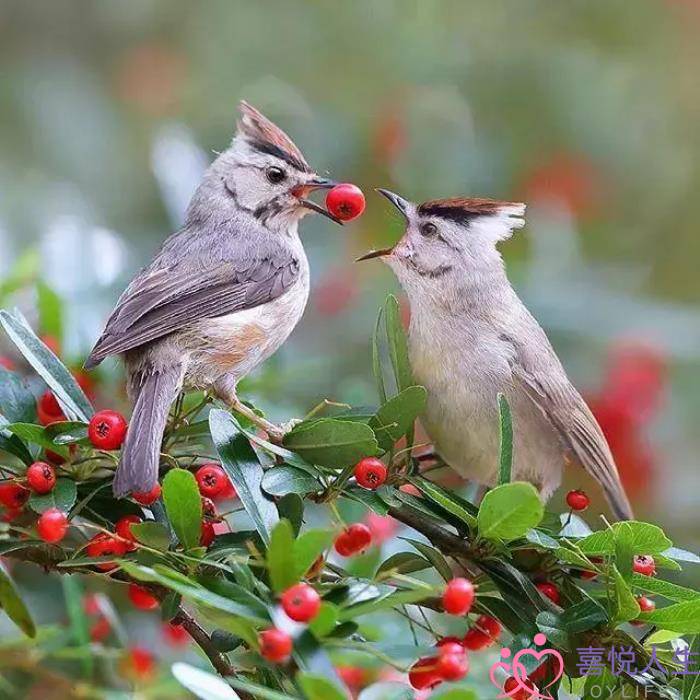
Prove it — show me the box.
[376,188,410,222]
[294,177,343,225]
[356,188,409,262]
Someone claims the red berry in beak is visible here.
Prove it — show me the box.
[326,184,365,222]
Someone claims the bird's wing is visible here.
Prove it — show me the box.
[505,330,633,520]
[85,241,300,368]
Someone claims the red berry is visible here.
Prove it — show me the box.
[162,621,189,646]
[83,593,101,616]
[200,520,216,547]
[88,410,128,450]
[504,676,538,700]
[26,461,56,494]
[334,523,372,556]
[442,577,476,615]
[463,615,501,650]
[37,508,69,543]
[408,657,442,690]
[201,496,218,520]
[0,481,30,509]
[115,515,142,551]
[132,483,161,506]
[637,595,655,613]
[0,356,15,371]
[195,464,227,497]
[128,583,159,611]
[90,616,111,642]
[436,636,465,649]
[281,583,321,622]
[566,489,590,512]
[37,390,65,426]
[216,478,237,500]
[353,457,387,490]
[436,645,469,681]
[86,533,128,571]
[633,555,656,577]
[259,628,293,663]
[325,183,366,222]
[536,582,561,605]
[336,665,368,692]
[123,646,156,680]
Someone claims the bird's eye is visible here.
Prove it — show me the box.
[420,222,438,237]
[266,166,286,184]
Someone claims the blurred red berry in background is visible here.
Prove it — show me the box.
[314,267,359,317]
[162,621,189,647]
[364,512,398,544]
[37,390,66,426]
[0,356,15,371]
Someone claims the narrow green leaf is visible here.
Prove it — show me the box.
[28,478,77,514]
[130,521,171,550]
[0,560,35,637]
[61,575,91,676]
[384,295,413,393]
[376,552,430,578]
[283,418,379,468]
[278,493,304,536]
[267,519,297,593]
[0,309,92,421]
[497,393,513,485]
[525,529,559,550]
[308,602,338,638]
[210,409,278,545]
[478,482,544,541]
[293,530,333,580]
[631,573,700,603]
[663,547,700,564]
[403,538,453,582]
[410,476,477,528]
[343,485,390,515]
[162,468,203,551]
[0,367,35,423]
[372,306,387,404]
[609,564,640,624]
[559,599,608,633]
[338,587,434,621]
[369,386,427,452]
[297,673,346,700]
[261,465,322,497]
[171,662,240,700]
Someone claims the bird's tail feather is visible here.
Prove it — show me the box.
[113,366,182,498]
[604,480,634,521]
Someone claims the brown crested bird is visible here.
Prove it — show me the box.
[359,189,633,520]
[86,102,342,496]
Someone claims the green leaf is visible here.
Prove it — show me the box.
[0,559,35,637]
[46,420,88,445]
[61,576,91,676]
[162,468,203,551]
[0,367,35,423]
[369,386,427,452]
[283,418,378,468]
[384,295,413,392]
[36,281,63,341]
[210,409,278,545]
[0,309,92,421]
[28,478,77,514]
[663,547,700,564]
[525,529,559,550]
[372,306,387,404]
[641,600,700,633]
[343,485,390,515]
[682,636,700,700]
[559,599,608,633]
[122,562,268,623]
[632,573,700,602]
[308,602,338,638]
[376,552,430,578]
[5,422,69,458]
[228,679,296,700]
[578,521,672,556]
[430,690,478,700]
[615,521,636,582]
[535,611,571,650]
[278,493,304,536]
[0,415,33,465]
[403,538,453,582]
[262,465,322,497]
[497,393,513,485]
[171,662,240,700]
[609,565,640,624]
[410,476,477,528]
[338,587,434,620]
[297,672,347,700]
[477,482,544,541]
[267,519,297,593]
[293,529,333,580]
[131,521,171,550]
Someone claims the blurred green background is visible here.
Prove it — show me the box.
[1,0,699,694]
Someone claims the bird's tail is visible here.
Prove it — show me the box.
[604,479,635,521]
[113,366,182,498]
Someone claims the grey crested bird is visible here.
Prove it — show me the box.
[359,189,633,520]
[85,101,343,497]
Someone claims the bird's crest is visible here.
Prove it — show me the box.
[418,197,526,227]
[237,101,310,173]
